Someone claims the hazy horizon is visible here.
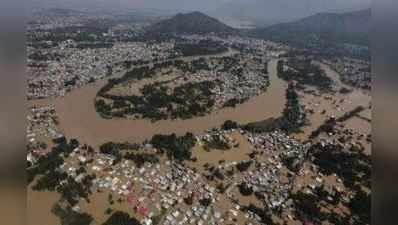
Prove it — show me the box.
[30,0,371,27]
[30,0,370,12]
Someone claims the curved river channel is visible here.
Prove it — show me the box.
[31,58,288,147]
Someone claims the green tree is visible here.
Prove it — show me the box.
[103,211,141,225]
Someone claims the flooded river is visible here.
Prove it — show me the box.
[27,57,371,225]
[29,56,371,147]
[31,59,287,147]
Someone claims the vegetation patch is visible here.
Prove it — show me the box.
[97,79,218,121]
[103,211,141,225]
[52,203,94,225]
[174,39,228,57]
[150,133,196,161]
[277,59,333,92]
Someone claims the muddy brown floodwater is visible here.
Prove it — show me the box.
[294,62,371,140]
[27,188,60,225]
[31,59,287,147]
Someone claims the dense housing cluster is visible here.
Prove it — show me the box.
[27,120,370,225]
[27,105,64,162]
[325,57,371,90]
[27,8,371,225]
[95,40,271,121]
[28,42,174,99]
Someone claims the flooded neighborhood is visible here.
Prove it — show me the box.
[27,6,371,225]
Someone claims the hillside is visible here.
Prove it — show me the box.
[145,11,237,35]
[210,0,370,27]
[251,8,371,47]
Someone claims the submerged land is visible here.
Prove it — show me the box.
[28,8,371,225]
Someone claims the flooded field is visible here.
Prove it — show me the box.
[27,188,60,225]
[30,59,287,147]
[79,191,134,225]
[294,62,371,140]
[188,131,253,172]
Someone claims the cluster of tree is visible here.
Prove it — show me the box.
[95,99,112,118]
[122,65,155,81]
[243,117,285,133]
[52,203,94,225]
[314,184,342,206]
[75,42,113,49]
[100,142,139,155]
[57,175,95,206]
[309,142,371,189]
[290,140,372,224]
[291,191,326,223]
[174,39,228,57]
[277,59,333,92]
[96,62,179,118]
[32,169,68,192]
[28,138,96,207]
[238,182,254,196]
[99,142,124,162]
[349,188,371,225]
[199,197,212,208]
[236,161,253,172]
[150,133,196,161]
[291,184,367,225]
[103,211,141,225]
[124,152,160,168]
[99,141,161,167]
[97,80,218,121]
[223,98,246,108]
[222,120,239,130]
[279,83,307,133]
[27,138,78,184]
[243,204,275,225]
[97,56,242,121]
[282,155,302,173]
[203,134,231,151]
[102,142,141,152]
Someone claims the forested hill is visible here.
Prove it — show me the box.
[250,8,371,47]
[145,11,237,36]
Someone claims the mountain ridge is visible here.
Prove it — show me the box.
[250,8,371,47]
[209,0,371,27]
[145,11,238,35]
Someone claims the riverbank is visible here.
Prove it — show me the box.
[29,59,287,147]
